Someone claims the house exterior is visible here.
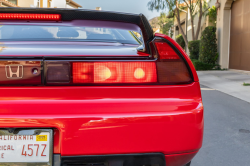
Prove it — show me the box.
[1,0,82,8]
[173,0,250,71]
[217,0,250,71]
[172,0,217,52]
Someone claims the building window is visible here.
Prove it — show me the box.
[8,0,17,5]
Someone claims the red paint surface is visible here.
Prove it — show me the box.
[0,33,203,165]
[0,83,203,156]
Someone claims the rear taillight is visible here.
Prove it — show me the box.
[72,62,157,84]
[46,62,157,85]
[0,13,61,21]
[154,39,192,84]
[45,39,192,85]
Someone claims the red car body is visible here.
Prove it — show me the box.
[0,8,203,166]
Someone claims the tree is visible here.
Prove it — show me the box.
[157,13,173,36]
[148,0,210,47]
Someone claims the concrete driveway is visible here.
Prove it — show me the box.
[197,70,250,103]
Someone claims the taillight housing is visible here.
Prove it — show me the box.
[153,39,192,84]
[46,62,157,85]
[45,38,192,85]
[72,62,157,84]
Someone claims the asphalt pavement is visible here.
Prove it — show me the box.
[191,85,250,166]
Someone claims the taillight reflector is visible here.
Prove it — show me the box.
[154,42,180,60]
[73,62,157,84]
[0,13,61,21]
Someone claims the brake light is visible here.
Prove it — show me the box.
[72,62,157,84]
[154,40,192,83]
[0,13,61,21]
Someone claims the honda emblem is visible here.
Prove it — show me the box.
[5,65,24,79]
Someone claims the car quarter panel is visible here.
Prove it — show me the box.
[0,82,203,156]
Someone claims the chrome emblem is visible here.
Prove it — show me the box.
[5,65,24,79]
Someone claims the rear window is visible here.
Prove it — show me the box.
[0,25,143,45]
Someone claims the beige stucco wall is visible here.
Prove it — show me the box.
[173,9,187,29]
[186,0,217,40]
[216,0,234,69]
[173,9,187,38]
[17,0,34,7]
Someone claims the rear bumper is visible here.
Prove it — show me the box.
[0,82,203,165]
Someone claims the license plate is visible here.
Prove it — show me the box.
[0,129,53,165]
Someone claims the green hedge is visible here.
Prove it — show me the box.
[188,40,200,60]
[175,34,185,50]
[191,59,215,71]
[199,26,218,64]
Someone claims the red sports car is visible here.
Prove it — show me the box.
[0,8,203,166]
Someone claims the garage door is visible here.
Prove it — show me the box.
[229,0,250,71]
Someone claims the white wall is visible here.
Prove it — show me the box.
[51,0,67,8]
[66,4,74,8]
[43,0,47,7]
[33,0,38,7]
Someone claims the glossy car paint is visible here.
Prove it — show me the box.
[0,18,203,165]
[0,82,203,156]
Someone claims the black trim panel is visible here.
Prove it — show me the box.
[61,153,166,166]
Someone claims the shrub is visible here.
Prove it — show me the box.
[175,34,185,49]
[207,6,217,24]
[191,59,215,71]
[199,26,218,64]
[188,40,200,60]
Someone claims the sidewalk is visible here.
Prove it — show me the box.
[197,70,250,103]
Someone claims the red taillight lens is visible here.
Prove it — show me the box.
[72,62,157,84]
[72,63,93,83]
[154,42,180,59]
[154,40,192,83]
[0,13,61,21]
